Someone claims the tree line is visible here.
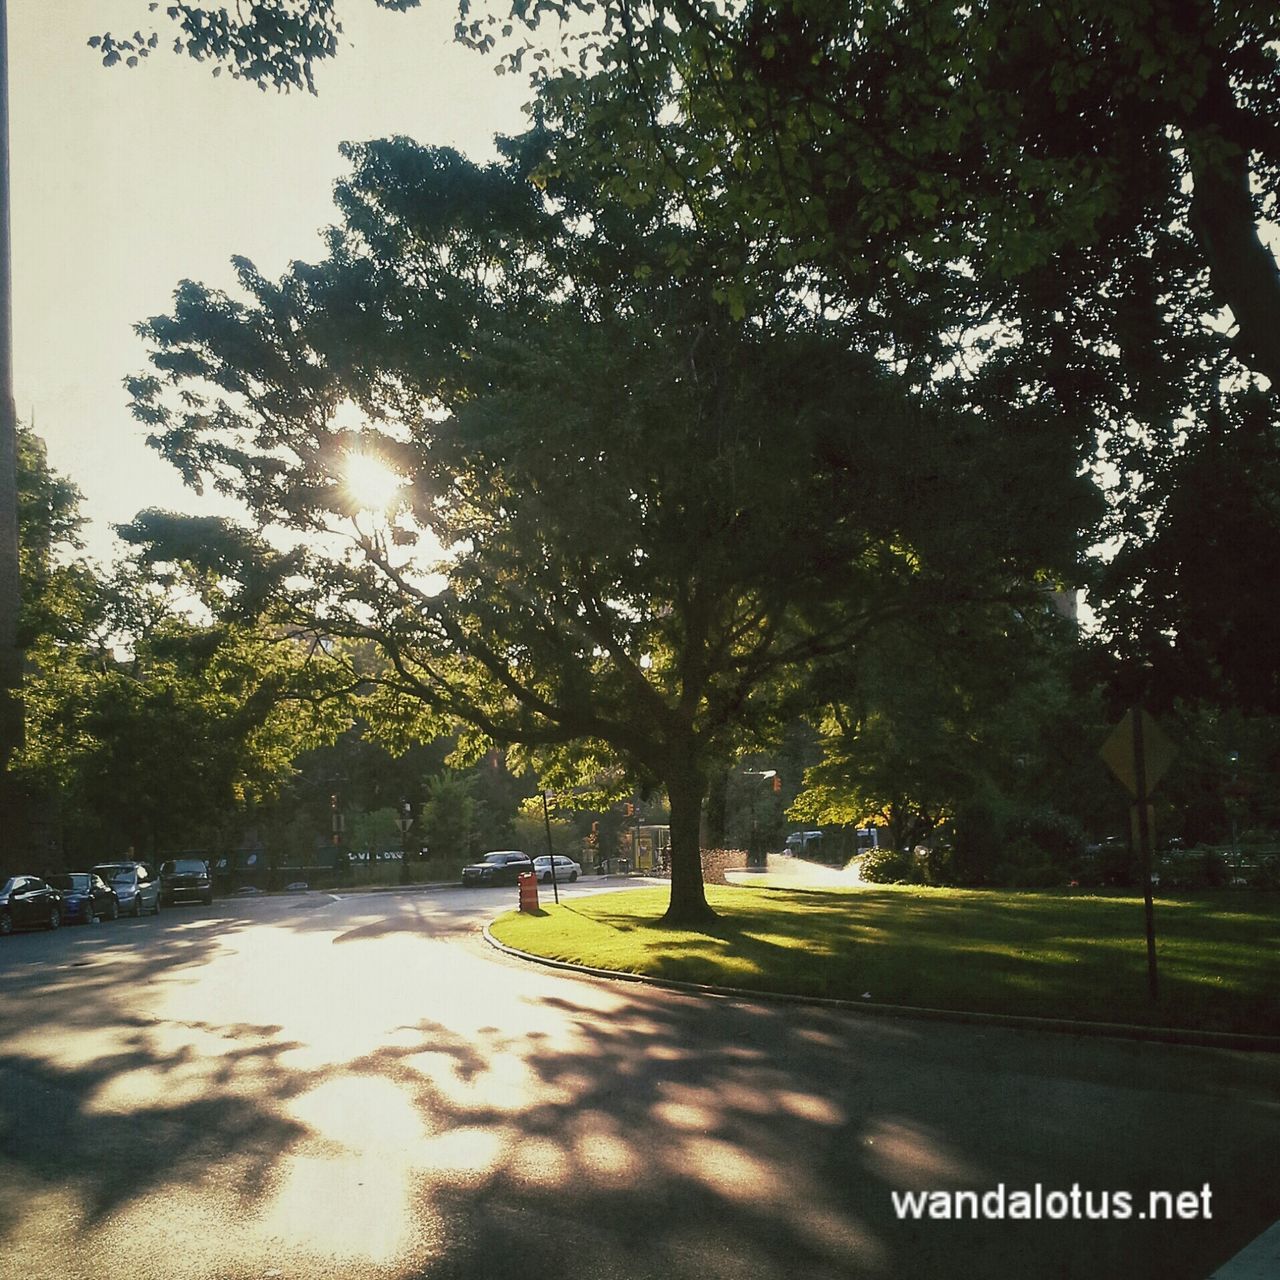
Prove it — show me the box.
[2,1,1276,923]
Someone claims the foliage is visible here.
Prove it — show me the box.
[10,476,352,859]
[348,804,403,854]
[790,602,1107,864]
[420,770,477,862]
[512,795,577,860]
[128,133,1085,923]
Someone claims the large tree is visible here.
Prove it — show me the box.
[128,136,1089,922]
[96,0,1280,710]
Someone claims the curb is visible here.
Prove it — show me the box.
[481,927,1280,1054]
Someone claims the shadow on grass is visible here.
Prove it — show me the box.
[526,886,1280,1035]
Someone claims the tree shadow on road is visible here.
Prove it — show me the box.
[0,894,1277,1279]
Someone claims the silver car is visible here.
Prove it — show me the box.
[532,855,581,884]
[91,861,161,917]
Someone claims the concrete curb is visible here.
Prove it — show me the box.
[481,927,1280,1054]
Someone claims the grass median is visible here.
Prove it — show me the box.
[490,884,1280,1036]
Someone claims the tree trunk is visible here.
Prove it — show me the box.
[661,759,716,927]
[1184,59,1280,391]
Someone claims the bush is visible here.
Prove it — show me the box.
[858,848,915,884]
[912,843,955,885]
[951,800,1007,885]
[700,848,747,885]
[1200,847,1229,888]
[1013,862,1064,889]
[1247,857,1280,890]
[1016,809,1086,867]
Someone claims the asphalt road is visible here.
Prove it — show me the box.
[0,882,1276,1280]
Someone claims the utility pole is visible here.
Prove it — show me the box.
[0,0,25,814]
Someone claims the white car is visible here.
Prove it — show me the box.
[532,855,581,884]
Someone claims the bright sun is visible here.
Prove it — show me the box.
[342,451,403,514]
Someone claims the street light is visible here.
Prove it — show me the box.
[741,770,778,870]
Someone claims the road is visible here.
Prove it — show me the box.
[0,882,1276,1280]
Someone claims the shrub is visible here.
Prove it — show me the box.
[1016,809,1086,866]
[858,848,915,884]
[1013,863,1064,889]
[700,848,748,885]
[1200,847,1229,888]
[951,800,1007,884]
[1247,857,1280,890]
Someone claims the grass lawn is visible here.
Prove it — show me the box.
[490,884,1280,1036]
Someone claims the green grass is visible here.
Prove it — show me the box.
[490,884,1280,1036]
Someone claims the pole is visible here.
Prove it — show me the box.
[1133,707,1159,1003]
[0,0,26,806]
[541,790,559,904]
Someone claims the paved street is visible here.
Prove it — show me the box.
[0,883,1276,1279]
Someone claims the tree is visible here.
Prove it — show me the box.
[94,0,1280,709]
[13,506,351,859]
[420,771,477,864]
[791,599,1111,869]
[128,136,1088,923]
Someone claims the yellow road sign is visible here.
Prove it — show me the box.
[1100,708,1176,798]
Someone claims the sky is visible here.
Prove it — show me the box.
[10,0,533,565]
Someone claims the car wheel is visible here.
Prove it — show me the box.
[0,910,11,937]
[107,897,118,920]
[540,872,550,883]
[570,871,578,882]
[131,894,142,918]
[48,906,61,931]
[201,893,213,906]
[83,902,96,926]
[152,895,161,915]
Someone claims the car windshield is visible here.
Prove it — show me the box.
[484,853,522,864]
[162,860,207,875]
[95,866,134,883]
[0,878,15,895]
[48,874,91,892]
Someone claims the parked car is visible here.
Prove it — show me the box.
[461,851,534,887]
[158,858,214,906]
[91,861,161,917]
[532,855,581,884]
[47,872,118,925]
[0,876,63,935]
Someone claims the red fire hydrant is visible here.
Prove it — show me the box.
[518,871,540,913]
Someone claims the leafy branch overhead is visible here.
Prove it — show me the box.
[129,132,1090,920]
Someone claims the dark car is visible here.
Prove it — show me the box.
[91,861,160,917]
[47,873,118,925]
[0,876,63,935]
[159,857,213,906]
[461,850,535,887]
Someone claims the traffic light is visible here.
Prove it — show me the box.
[772,775,782,794]
[624,802,635,816]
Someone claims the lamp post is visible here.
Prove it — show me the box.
[397,799,413,884]
[741,770,778,870]
[541,790,560,904]
[1227,750,1241,879]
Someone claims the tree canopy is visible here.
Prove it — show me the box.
[98,0,1280,712]
[128,134,1091,920]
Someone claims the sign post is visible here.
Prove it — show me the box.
[1100,708,1175,1003]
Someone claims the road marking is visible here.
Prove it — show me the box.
[1210,1219,1280,1278]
